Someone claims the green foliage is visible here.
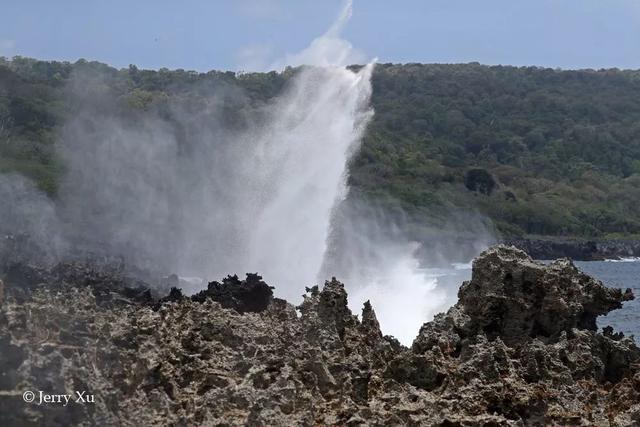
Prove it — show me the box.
[354,63,640,238]
[1,58,640,239]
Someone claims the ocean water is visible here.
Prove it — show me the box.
[578,260,640,342]
[427,259,640,343]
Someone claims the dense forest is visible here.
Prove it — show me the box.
[1,56,640,240]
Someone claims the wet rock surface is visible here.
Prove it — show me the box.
[0,245,638,426]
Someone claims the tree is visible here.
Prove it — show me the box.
[464,168,497,195]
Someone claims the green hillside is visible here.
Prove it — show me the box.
[1,57,640,239]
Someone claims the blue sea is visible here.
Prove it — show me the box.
[578,259,640,342]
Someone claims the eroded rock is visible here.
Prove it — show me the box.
[0,245,638,425]
[457,245,634,342]
[191,273,274,313]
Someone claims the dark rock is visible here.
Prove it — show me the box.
[1,259,159,308]
[191,273,273,313]
[154,287,184,309]
[4,262,49,289]
[0,335,24,389]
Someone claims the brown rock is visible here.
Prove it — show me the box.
[0,245,638,425]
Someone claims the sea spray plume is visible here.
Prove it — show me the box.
[320,196,451,344]
[270,0,366,69]
[320,191,496,344]
[0,1,487,345]
[302,2,496,344]
[0,0,492,346]
[55,2,374,302]
[240,0,374,298]
[327,0,353,37]
[244,64,373,299]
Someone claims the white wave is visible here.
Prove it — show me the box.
[347,255,449,345]
[605,257,640,263]
[452,261,473,270]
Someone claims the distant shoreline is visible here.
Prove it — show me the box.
[504,237,640,261]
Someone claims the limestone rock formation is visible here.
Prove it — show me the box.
[0,245,638,426]
[191,273,274,313]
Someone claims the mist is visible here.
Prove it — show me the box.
[0,174,66,266]
[321,194,494,344]
[52,2,374,302]
[0,0,493,344]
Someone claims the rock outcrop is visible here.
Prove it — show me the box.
[190,273,274,313]
[0,245,638,426]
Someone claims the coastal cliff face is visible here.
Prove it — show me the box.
[0,246,638,426]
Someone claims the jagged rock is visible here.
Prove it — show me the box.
[0,245,638,425]
[154,286,184,308]
[360,300,383,344]
[191,273,274,313]
[456,245,634,342]
[410,245,640,425]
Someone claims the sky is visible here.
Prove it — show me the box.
[1,0,639,72]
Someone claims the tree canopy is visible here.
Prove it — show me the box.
[1,57,639,239]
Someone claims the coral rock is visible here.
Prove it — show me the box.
[0,245,638,425]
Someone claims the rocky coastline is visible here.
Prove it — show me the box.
[505,238,640,261]
[1,245,639,426]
